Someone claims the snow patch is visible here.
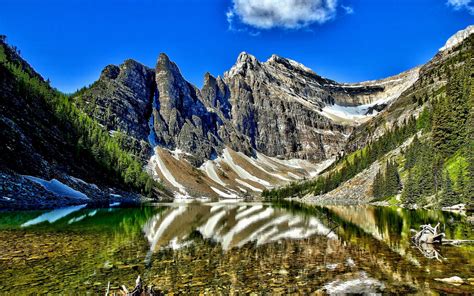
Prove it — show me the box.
[69,176,99,190]
[210,186,240,199]
[24,176,89,200]
[200,160,227,186]
[147,92,159,147]
[149,149,187,196]
[222,149,270,187]
[235,179,263,192]
[169,148,192,160]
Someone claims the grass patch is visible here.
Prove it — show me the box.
[444,149,469,182]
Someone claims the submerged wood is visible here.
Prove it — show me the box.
[107,276,163,296]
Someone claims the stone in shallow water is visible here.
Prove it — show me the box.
[322,272,385,294]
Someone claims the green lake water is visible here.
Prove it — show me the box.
[0,201,473,294]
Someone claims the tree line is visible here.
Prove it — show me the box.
[262,115,421,200]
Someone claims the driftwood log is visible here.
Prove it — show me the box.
[410,223,474,260]
[410,223,445,244]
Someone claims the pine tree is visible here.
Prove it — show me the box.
[432,153,444,194]
[385,160,401,196]
[402,170,417,205]
[372,170,384,199]
[441,172,459,207]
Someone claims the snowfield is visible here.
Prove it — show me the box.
[24,176,89,200]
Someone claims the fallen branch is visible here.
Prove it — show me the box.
[442,239,474,245]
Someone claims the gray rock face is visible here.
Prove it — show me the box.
[223,53,353,161]
[75,59,156,161]
[152,53,225,164]
[78,51,418,166]
[79,59,155,140]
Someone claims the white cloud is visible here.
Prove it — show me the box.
[227,0,339,29]
[341,5,354,14]
[226,9,236,30]
[447,0,474,14]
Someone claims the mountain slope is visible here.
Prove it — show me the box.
[74,47,419,199]
[0,39,166,209]
[265,28,474,208]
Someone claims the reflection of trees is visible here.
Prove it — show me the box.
[399,208,472,241]
[373,207,403,241]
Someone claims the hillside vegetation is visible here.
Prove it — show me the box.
[263,35,474,208]
[0,37,164,197]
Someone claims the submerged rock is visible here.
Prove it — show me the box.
[434,276,464,286]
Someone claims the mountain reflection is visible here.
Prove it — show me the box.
[143,202,338,252]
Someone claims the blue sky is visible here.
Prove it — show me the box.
[1,0,473,93]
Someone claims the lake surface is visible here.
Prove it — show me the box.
[0,201,473,294]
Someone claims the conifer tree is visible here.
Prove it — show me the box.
[402,171,417,205]
[441,172,459,207]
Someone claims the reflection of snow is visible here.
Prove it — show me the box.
[68,209,98,224]
[235,205,263,220]
[144,206,186,251]
[22,204,87,227]
[222,208,274,250]
[198,210,226,239]
[143,202,338,252]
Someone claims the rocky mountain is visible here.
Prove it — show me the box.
[74,42,420,199]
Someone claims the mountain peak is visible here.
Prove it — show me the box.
[157,52,171,64]
[440,25,474,52]
[225,51,260,78]
[265,54,315,74]
[236,51,258,64]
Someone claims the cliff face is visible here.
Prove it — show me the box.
[74,49,420,198]
[223,53,349,162]
[79,60,155,140]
